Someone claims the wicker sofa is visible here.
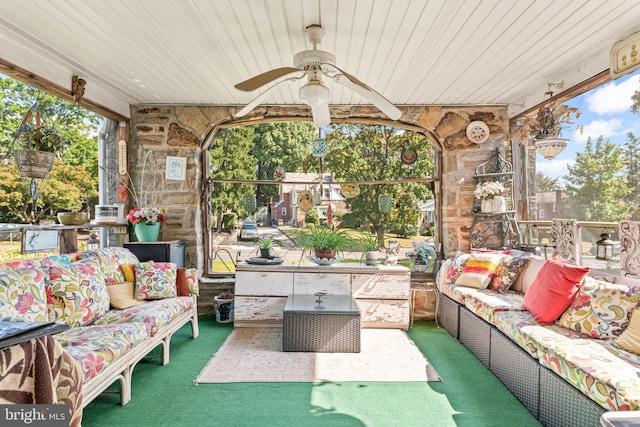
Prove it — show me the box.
[436,251,640,427]
[0,247,199,414]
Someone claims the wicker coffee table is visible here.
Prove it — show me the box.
[283,293,361,353]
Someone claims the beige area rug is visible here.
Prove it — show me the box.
[195,328,441,383]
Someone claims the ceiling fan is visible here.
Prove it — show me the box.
[234,25,402,128]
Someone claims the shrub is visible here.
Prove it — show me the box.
[222,213,236,231]
[305,209,319,225]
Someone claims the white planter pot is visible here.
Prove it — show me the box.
[481,196,506,213]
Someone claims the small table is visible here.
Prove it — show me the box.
[283,294,361,353]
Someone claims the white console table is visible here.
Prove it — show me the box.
[234,263,411,329]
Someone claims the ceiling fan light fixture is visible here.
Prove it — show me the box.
[299,81,330,107]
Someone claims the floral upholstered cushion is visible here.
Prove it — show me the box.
[489,256,531,293]
[0,267,48,322]
[95,297,192,336]
[47,262,110,327]
[78,248,141,285]
[0,252,80,274]
[454,253,504,289]
[134,262,177,300]
[55,322,149,382]
[557,276,640,340]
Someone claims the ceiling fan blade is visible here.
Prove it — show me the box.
[330,70,402,121]
[311,102,331,128]
[235,76,302,117]
[235,67,301,92]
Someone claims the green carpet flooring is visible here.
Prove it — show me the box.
[82,317,540,426]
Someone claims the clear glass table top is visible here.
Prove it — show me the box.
[284,294,360,314]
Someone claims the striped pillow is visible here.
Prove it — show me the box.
[454,253,505,289]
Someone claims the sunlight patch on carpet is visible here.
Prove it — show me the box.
[195,328,441,383]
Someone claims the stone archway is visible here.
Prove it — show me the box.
[129,103,509,272]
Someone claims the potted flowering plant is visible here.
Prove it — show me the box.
[127,207,168,242]
[474,181,506,213]
[405,242,436,272]
[126,207,167,225]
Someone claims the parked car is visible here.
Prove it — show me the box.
[589,240,621,256]
[239,222,259,241]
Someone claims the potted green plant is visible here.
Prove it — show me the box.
[359,233,384,265]
[254,236,284,258]
[510,92,582,160]
[13,104,70,179]
[405,241,437,272]
[300,225,351,263]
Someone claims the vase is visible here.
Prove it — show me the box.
[481,196,506,213]
[134,222,160,242]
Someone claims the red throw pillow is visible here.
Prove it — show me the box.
[522,256,589,325]
[176,268,189,297]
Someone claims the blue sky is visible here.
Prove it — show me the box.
[535,70,640,183]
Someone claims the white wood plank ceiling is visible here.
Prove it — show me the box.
[0,0,639,119]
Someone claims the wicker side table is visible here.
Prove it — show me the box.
[283,294,361,353]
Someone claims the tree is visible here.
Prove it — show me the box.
[535,173,559,193]
[632,81,640,115]
[0,76,101,223]
[563,136,630,221]
[623,132,640,202]
[1,77,100,164]
[209,126,257,232]
[250,122,316,208]
[318,124,434,242]
[0,161,97,223]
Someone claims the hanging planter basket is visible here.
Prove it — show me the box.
[15,149,55,179]
[534,138,569,160]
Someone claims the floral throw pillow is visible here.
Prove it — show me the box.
[446,252,470,283]
[47,262,110,327]
[0,267,48,322]
[454,253,505,289]
[489,256,531,293]
[134,262,177,300]
[557,276,640,339]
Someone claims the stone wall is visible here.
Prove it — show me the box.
[128,104,510,272]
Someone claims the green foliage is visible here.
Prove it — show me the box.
[358,233,380,251]
[250,122,316,207]
[1,77,100,161]
[623,132,640,203]
[209,127,257,231]
[304,209,319,225]
[536,173,559,192]
[317,124,434,240]
[221,213,236,231]
[563,136,630,221]
[0,160,97,224]
[299,225,351,258]
[254,236,284,250]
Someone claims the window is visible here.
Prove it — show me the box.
[281,207,286,216]
[323,188,331,199]
[552,203,556,213]
[538,209,545,219]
